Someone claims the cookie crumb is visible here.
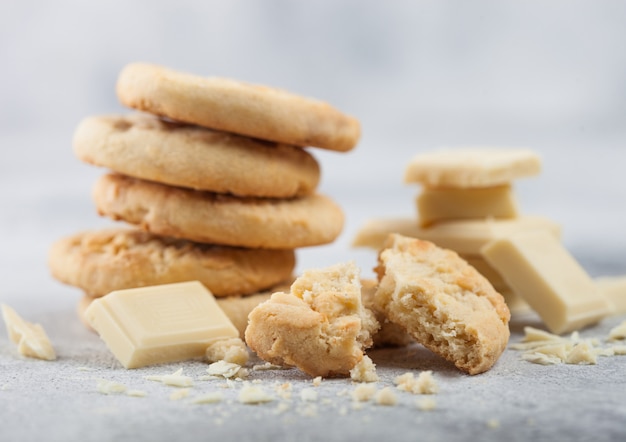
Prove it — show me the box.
[394,371,438,394]
[350,355,379,383]
[312,376,322,387]
[351,384,377,402]
[374,387,398,406]
[206,337,249,365]
[300,388,318,402]
[416,397,437,411]
[191,392,223,404]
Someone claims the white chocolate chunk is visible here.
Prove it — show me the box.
[595,276,626,316]
[238,385,274,404]
[206,360,244,379]
[96,379,127,395]
[416,185,519,226]
[85,281,238,369]
[353,216,561,255]
[404,148,541,188]
[1,304,56,361]
[481,231,611,334]
[146,368,194,387]
[608,320,626,341]
[521,351,562,365]
[565,341,597,365]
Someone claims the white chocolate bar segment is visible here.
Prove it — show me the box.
[481,231,611,334]
[595,276,626,316]
[461,255,509,291]
[404,148,541,188]
[85,281,238,368]
[416,185,519,227]
[352,216,561,255]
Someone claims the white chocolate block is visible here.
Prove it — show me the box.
[85,281,238,368]
[416,185,518,226]
[352,216,561,255]
[595,276,626,316]
[481,231,611,334]
[404,148,541,188]
[461,255,509,291]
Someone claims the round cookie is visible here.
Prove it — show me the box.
[245,262,379,378]
[116,63,360,152]
[49,228,295,298]
[73,113,320,198]
[93,173,344,249]
[374,234,510,375]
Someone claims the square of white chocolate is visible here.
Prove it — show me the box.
[352,216,561,255]
[404,148,541,188]
[416,185,519,227]
[482,231,611,334]
[85,281,238,368]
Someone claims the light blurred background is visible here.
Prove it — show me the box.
[1,0,625,306]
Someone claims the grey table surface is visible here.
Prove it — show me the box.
[1,132,625,442]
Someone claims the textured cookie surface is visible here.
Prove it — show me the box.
[93,173,344,249]
[73,114,320,198]
[117,63,360,152]
[49,228,295,298]
[404,148,541,188]
[374,234,510,375]
[245,262,379,378]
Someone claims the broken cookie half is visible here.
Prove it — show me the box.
[374,234,510,375]
[245,261,379,378]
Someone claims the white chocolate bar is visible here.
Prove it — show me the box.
[481,231,611,334]
[416,185,518,226]
[595,276,626,316]
[85,281,238,368]
[404,148,541,188]
[352,216,561,255]
[461,255,509,291]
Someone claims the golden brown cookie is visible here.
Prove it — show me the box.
[49,228,295,298]
[245,262,379,378]
[73,113,320,198]
[116,63,360,152]
[93,173,344,249]
[374,234,510,375]
[360,279,413,348]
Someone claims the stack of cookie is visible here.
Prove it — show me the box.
[50,63,360,332]
[353,148,558,314]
